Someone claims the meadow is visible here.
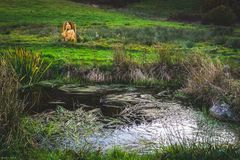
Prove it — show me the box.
[0,0,240,70]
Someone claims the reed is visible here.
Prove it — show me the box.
[2,48,51,85]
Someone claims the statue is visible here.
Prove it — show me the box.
[61,21,77,43]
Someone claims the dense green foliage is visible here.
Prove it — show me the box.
[202,0,240,20]
[127,0,201,18]
[202,5,237,26]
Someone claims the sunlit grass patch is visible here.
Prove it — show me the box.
[0,0,198,29]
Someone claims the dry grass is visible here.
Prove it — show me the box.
[148,44,185,81]
[86,68,112,82]
[183,52,240,112]
[183,53,224,102]
[112,44,147,82]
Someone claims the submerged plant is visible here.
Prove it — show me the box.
[1,48,51,85]
[27,106,103,152]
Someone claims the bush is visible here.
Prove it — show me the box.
[202,5,237,26]
[225,38,240,49]
[232,1,240,20]
[202,0,231,11]
[213,36,227,45]
[0,60,20,144]
[168,11,201,22]
[202,0,240,21]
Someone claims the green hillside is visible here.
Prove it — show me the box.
[0,0,239,69]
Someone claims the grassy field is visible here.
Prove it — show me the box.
[0,0,240,71]
[0,0,199,27]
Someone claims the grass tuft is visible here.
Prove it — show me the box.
[1,48,52,85]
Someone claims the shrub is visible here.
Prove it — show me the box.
[202,0,230,11]
[142,44,185,87]
[210,27,234,36]
[202,5,237,26]
[232,0,240,20]
[168,11,201,22]
[213,36,227,45]
[0,60,20,143]
[225,38,240,49]
[154,44,184,66]
[202,0,240,20]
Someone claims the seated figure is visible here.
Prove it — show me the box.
[61,21,77,43]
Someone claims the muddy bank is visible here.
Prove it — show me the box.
[21,84,162,114]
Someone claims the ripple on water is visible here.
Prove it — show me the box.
[30,85,240,152]
[89,102,239,151]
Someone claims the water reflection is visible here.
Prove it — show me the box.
[28,85,240,152]
[90,103,238,151]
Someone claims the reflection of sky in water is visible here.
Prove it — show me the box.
[50,102,239,152]
[89,103,239,151]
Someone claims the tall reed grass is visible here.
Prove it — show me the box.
[1,48,51,85]
[0,59,32,156]
[183,52,240,113]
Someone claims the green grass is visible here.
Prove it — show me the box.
[0,0,239,74]
[16,145,240,160]
[0,0,198,28]
[0,0,240,72]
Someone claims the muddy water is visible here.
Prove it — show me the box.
[25,84,240,152]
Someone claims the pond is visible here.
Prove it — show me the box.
[23,84,240,152]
